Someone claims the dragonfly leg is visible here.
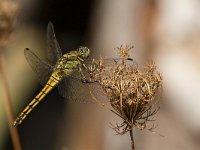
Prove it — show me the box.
[78,67,86,82]
[78,65,95,83]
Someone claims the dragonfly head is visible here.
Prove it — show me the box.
[77,46,90,60]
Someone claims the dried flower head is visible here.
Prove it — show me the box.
[116,45,134,58]
[0,0,19,47]
[89,46,162,135]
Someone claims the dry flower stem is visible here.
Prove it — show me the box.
[0,52,22,150]
[129,127,135,150]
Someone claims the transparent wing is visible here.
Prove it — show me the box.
[57,58,138,104]
[58,78,109,105]
[57,65,92,103]
[100,58,138,69]
[24,48,54,85]
[83,58,138,78]
[88,58,138,69]
[46,22,62,65]
[56,58,107,103]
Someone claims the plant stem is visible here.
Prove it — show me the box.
[129,127,135,150]
[0,52,22,150]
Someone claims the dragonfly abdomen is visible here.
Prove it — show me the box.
[13,72,62,126]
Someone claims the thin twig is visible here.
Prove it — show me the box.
[0,51,22,150]
[129,127,135,150]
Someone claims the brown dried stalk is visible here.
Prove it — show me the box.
[87,45,163,150]
[0,53,22,150]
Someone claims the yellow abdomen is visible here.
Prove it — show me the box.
[13,72,62,127]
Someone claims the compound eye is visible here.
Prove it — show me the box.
[79,47,87,54]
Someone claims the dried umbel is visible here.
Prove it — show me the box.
[88,46,162,149]
[0,0,19,47]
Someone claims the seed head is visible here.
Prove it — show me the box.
[116,45,134,58]
[89,46,162,135]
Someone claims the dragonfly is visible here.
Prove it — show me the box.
[13,22,94,127]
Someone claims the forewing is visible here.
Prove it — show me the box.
[58,58,138,104]
[102,58,138,69]
[86,58,138,68]
[46,22,62,65]
[83,58,138,78]
[24,48,53,85]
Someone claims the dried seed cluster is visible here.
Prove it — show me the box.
[0,0,19,47]
[116,44,134,58]
[88,46,162,134]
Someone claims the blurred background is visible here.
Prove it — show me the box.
[0,0,200,149]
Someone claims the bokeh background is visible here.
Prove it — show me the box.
[0,0,200,149]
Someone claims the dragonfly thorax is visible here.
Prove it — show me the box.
[55,46,90,76]
[54,55,80,77]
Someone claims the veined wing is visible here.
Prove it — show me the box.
[58,76,107,104]
[57,58,138,104]
[83,58,138,80]
[46,22,62,65]
[67,58,138,81]
[103,57,138,69]
[24,48,54,85]
[57,59,108,104]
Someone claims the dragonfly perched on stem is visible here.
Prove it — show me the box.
[13,22,94,127]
